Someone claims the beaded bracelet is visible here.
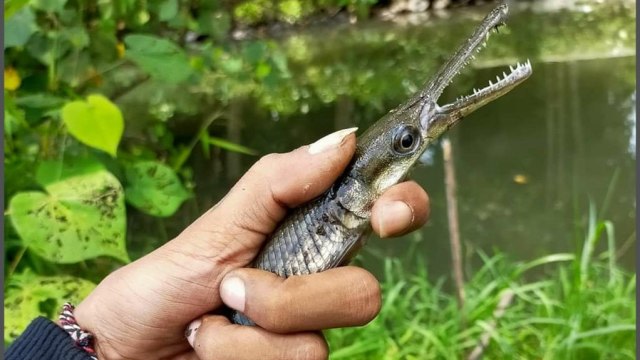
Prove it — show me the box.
[59,303,98,360]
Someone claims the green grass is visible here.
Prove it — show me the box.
[326,209,636,359]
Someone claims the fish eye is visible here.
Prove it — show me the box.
[392,125,421,155]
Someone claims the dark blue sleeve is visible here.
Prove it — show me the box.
[5,317,93,360]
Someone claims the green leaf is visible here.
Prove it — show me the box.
[5,0,31,19]
[255,61,271,79]
[4,7,37,49]
[270,51,289,75]
[5,272,95,343]
[5,93,27,136]
[220,57,244,74]
[15,93,66,109]
[205,136,258,155]
[278,0,303,22]
[9,169,129,263]
[30,0,68,13]
[159,0,178,21]
[197,11,231,41]
[58,51,93,87]
[124,34,192,83]
[243,41,267,64]
[60,27,90,49]
[5,108,25,136]
[35,157,105,188]
[62,94,124,157]
[125,161,191,217]
[26,32,72,65]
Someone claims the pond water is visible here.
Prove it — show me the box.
[127,2,636,279]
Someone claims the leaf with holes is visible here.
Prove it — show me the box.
[125,161,191,217]
[62,94,124,157]
[4,272,95,344]
[9,169,129,263]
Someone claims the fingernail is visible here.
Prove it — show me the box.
[308,127,358,155]
[378,201,414,238]
[220,276,246,312]
[185,318,201,348]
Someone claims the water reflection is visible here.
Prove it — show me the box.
[377,57,636,279]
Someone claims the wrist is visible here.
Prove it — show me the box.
[74,296,120,359]
[58,303,98,359]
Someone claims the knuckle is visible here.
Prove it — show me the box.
[254,153,280,172]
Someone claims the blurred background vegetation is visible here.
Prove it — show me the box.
[4,0,636,357]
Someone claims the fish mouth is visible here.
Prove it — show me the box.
[415,4,532,131]
[437,60,532,118]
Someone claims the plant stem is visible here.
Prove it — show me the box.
[8,247,27,277]
[172,110,224,171]
[442,137,465,310]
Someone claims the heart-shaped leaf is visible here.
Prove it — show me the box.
[9,169,129,263]
[4,272,95,343]
[62,94,124,157]
[125,161,191,217]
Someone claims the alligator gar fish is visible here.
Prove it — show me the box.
[233,4,532,325]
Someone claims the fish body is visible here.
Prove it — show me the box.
[234,4,532,325]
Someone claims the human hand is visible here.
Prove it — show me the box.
[74,128,430,359]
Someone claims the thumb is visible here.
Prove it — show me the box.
[175,127,358,266]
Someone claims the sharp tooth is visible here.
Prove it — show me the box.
[496,75,501,82]
[503,71,508,78]
[510,65,515,71]
[489,80,493,86]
